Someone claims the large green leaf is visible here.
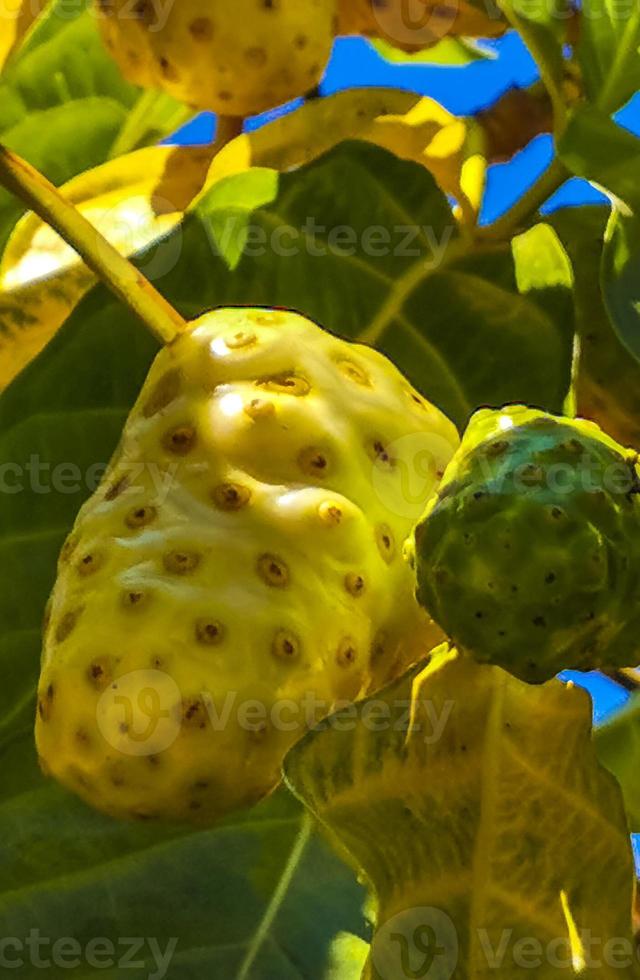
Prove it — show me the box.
[285,648,639,980]
[595,696,640,834]
[578,0,640,110]
[551,206,640,446]
[195,144,574,430]
[0,1,187,252]
[602,210,640,364]
[558,107,640,211]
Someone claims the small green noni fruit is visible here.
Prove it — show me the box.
[95,0,337,116]
[409,405,640,683]
[36,308,458,825]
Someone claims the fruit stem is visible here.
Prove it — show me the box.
[0,144,186,346]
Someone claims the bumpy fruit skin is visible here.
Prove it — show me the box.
[96,0,337,116]
[410,406,640,683]
[36,307,458,825]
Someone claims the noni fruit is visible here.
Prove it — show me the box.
[36,307,458,825]
[409,405,640,683]
[95,0,337,115]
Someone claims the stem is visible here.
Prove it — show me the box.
[0,144,185,346]
[476,157,569,242]
[610,668,640,692]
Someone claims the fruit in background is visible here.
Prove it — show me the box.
[36,307,459,824]
[409,405,640,682]
[337,0,507,50]
[95,0,337,116]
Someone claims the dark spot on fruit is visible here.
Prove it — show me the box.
[376,524,395,563]
[369,439,394,469]
[245,398,275,420]
[164,551,201,575]
[218,90,233,102]
[473,491,486,500]
[245,46,267,66]
[533,615,546,627]
[195,619,225,646]
[163,425,197,456]
[345,573,365,597]
[212,483,251,511]
[337,359,371,386]
[60,533,79,563]
[475,611,483,619]
[337,638,358,667]
[298,447,330,477]
[142,369,182,417]
[126,505,157,529]
[257,373,310,396]
[77,553,102,576]
[105,473,130,501]
[189,16,214,40]
[545,572,556,584]
[486,440,509,458]
[182,698,207,729]
[55,608,82,643]
[159,56,179,81]
[550,506,565,520]
[272,629,301,661]
[38,683,55,723]
[258,554,289,588]
[87,658,112,691]
[318,501,342,525]
[121,590,149,610]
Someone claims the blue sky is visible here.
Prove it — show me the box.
[169,34,638,729]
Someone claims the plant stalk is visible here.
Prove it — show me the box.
[0,144,186,346]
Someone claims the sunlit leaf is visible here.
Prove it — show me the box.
[596,695,640,834]
[285,648,638,979]
[0,0,48,72]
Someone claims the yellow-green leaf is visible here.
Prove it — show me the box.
[0,0,47,72]
[285,648,638,980]
[208,89,486,222]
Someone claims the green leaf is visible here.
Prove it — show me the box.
[595,695,640,834]
[285,648,639,980]
[372,36,491,64]
[197,144,572,430]
[551,205,640,446]
[602,209,640,365]
[0,3,187,252]
[578,0,640,110]
[558,107,640,211]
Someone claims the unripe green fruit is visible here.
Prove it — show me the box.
[95,0,337,116]
[410,406,640,683]
[36,307,458,825]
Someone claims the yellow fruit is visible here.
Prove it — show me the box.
[36,307,458,825]
[95,0,338,115]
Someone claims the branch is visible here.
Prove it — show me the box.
[0,144,186,346]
